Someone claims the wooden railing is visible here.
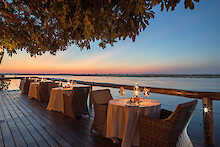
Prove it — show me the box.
[1,76,219,147]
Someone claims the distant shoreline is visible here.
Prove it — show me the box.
[1,73,220,78]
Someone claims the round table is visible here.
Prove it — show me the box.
[106,98,161,147]
[46,85,89,116]
[46,87,72,113]
[28,82,40,100]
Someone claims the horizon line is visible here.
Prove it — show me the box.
[1,73,220,78]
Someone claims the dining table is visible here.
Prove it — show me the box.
[106,98,161,147]
[46,85,90,119]
[28,82,40,100]
[46,87,72,113]
[28,80,54,101]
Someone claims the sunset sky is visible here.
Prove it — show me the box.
[1,0,219,74]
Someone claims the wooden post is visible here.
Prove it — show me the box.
[202,97,215,147]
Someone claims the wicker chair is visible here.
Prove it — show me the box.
[90,89,113,136]
[139,100,198,147]
[39,82,59,103]
[63,86,90,118]
[22,78,34,95]
[72,86,90,117]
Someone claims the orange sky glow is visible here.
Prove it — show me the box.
[1,0,219,74]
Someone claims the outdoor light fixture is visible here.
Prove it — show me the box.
[204,107,209,113]
[202,104,210,113]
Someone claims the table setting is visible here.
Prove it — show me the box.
[46,80,74,113]
[28,81,40,100]
[46,80,90,118]
[106,84,161,147]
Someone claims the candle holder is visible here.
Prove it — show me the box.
[129,97,136,103]
[129,83,140,103]
[134,83,140,97]
[143,88,150,98]
[66,81,70,87]
[120,87,125,97]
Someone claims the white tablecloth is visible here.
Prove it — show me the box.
[28,82,40,100]
[46,87,72,113]
[106,98,161,147]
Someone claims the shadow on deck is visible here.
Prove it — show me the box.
[0,90,120,147]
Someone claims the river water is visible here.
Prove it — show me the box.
[6,75,220,145]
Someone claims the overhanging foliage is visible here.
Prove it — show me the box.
[0,0,199,63]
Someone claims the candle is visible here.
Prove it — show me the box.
[135,90,139,96]
[134,83,140,97]
[59,81,62,86]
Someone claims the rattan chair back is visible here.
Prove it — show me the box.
[140,100,197,147]
[71,86,90,116]
[23,78,34,95]
[91,89,113,136]
[39,82,59,103]
[91,89,113,105]
[168,100,198,137]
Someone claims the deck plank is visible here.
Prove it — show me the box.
[0,125,4,147]
[0,92,17,147]
[13,93,111,147]
[5,93,57,147]
[1,92,40,147]
[10,93,75,146]
[0,90,120,147]
[8,93,70,147]
[1,92,27,147]
[0,93,5,147]
[18,95,114,147]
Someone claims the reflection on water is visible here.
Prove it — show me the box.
[5,75,220,145]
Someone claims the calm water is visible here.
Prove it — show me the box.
[6,75,220,145]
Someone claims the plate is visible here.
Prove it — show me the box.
[126,103,139,107]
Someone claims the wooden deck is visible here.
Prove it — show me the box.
[0,90,120,147]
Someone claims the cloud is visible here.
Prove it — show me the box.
[0,46,127,73]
